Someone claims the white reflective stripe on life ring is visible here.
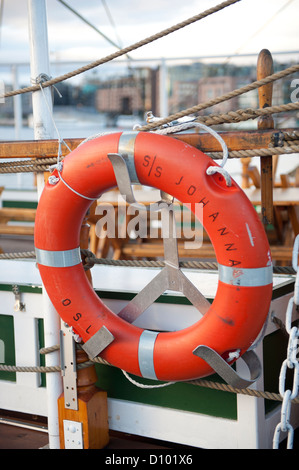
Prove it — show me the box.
[218,264,273,287]
[35,247,81,268]
[138,330,159,380]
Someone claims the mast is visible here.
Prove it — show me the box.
[27,0,62,449]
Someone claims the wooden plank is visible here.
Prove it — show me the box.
[0,208,36,221]
[280,174,291,188]
[95,187,299,207]
[0,128,296,159]
[243,188,299,206]
[121,241,295,262]
[248,166,261,188]
[288,206,299,237]
[0,224,34,235]
[0,139,80,158]
[174,129,288,153]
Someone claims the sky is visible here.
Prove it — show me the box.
[0,0,298,70]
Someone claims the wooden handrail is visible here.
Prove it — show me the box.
[0,128,295,159]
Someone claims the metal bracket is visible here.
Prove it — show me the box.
[193,345,261,389]
[63,420,83,449]
[12,285,26,312]
[81,325,114,359]
[108,153,147,209]
[60,322,78,410]
[108,152,210,324]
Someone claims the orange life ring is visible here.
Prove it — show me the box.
[34,131,272,382]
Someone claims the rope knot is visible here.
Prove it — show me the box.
[81,249,97,271]
[33,73,51,86]
[49,161,63,173]
[31,73,62,98]
[206,166,232,186]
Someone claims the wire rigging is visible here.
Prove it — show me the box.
[56,0,130,58]
[225,0,296,63]
[100,0,124,50]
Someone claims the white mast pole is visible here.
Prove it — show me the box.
[27,0,62,449]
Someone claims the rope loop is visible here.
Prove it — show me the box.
[122,370,175,389]
[150,115,231,186]
[81,249,97,271]
[31,72,62,99]
[206,165,232,186]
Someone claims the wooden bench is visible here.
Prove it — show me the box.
[87,184,299,265]
[121,241,298,264]
[0,208,36,236]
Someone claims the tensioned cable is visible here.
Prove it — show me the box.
[56,0,130,57]
[224,0,296,64]
[100,0,125,51]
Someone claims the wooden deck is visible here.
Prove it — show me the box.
[0,424,176,450]
[0,411,178,449]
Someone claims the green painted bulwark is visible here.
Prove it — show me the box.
[0,315,16,382]
[0,275,295,419]
[95,364,238,420]
[2,201,38,209]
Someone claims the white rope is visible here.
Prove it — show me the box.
[206,165,232,186]
[152,117,232,186]
[32,73,72,159]
[78,130,116,146]
[34,73,98,201]
[55,171,98,201]
[122,370,175,388]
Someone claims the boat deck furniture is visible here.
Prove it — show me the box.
[87,187,299,265]
[0,189,38,246]
[0,208,36,236]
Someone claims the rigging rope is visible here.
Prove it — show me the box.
[197,101,299,127]
[0,140,298,174]
[139,64,299,131]
[0,249,295,274]
[1,345,298,404]
[0,0,241,100]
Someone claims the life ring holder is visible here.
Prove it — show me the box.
[34,130,273,383]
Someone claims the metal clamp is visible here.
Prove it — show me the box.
[81,326,114,359]
[108,153,146,209]
[193,345,261,389]
[12,285,26,312]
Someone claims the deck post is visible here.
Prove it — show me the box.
[27,0,62,449]
[257,49,274,226]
